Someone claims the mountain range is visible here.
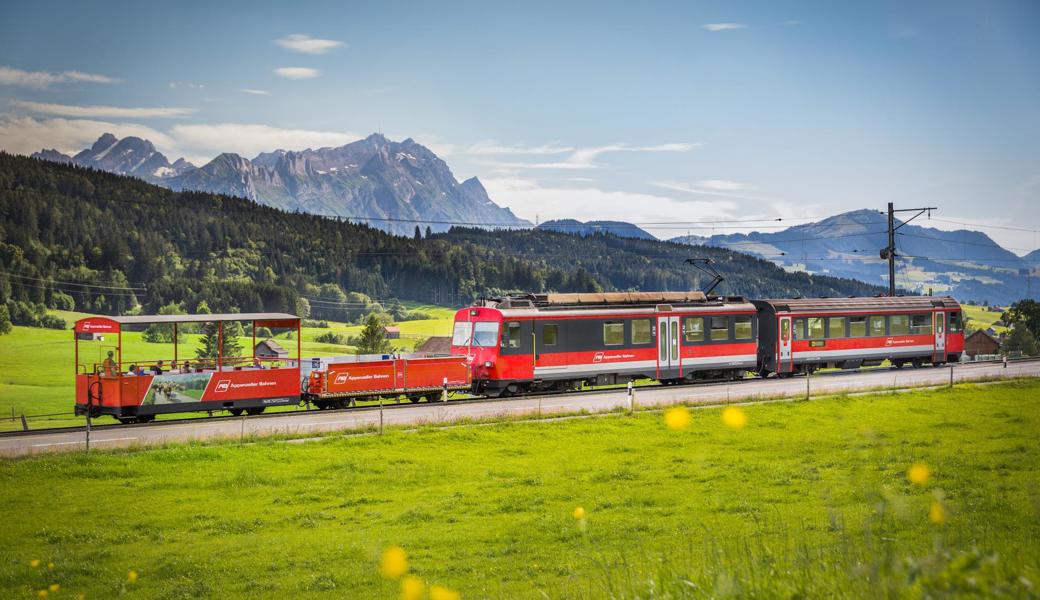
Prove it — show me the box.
[535,219,656,240]
[670,209,1038,305]
[32,133,529,235]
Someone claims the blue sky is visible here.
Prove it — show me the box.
[1,0,1038,251]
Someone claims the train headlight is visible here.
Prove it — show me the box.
[484,361,493,368]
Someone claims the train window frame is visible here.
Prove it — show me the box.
[849,316,867,337]
[505,321,522,348]
[603,322,624,346]
[451,321,472,346]
[869,315,886,336]
[734,315,753,340]
[683,317,704,343]
[542,323,558,346]
[807,317,825,340]
[890,314,910,336]
[631,319,652,345]
[793,318,806,340]
[948,311,962,333]
[910,313,932,336]
[710,316,729,341]
[827,317,846,339]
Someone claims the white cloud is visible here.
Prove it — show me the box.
[703,23,746,31]
[466,141,575,155]
[275,34,344,55]
[240,88,271,96]
[694,179,758,191]
[0,116,173,156]
[168,123,358,158]
[12,100,195,119]
[480,142,698,170]
[275,67,320,79]
[168,81,204,89]
[0,66,120,88]
[482,177,740,234]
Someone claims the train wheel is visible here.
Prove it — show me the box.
[408,395,422,403]
[246,407,265,416]
[137,414,155,424]
[116,416,136,425]
[893,360,905,369]
[911,359,924,369]
[228,408,244,416]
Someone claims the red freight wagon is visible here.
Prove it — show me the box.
[74,313,301,423]
[304,354,471,409]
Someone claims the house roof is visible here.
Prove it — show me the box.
[384,326,401,332]
[416,336,452,354]
[966,329,1000,344]
[257,339,287,353]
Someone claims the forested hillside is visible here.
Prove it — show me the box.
[0,154,885,324]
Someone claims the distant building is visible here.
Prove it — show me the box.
[964,330,1000,358]
[254,339,288,359]
[384,326,401,339]
[416,336,452,354]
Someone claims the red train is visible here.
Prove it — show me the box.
[451,293,964,395]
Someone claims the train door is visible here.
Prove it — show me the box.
[778,316,793,373]
[934,311,947,363]
[657,315,680,378]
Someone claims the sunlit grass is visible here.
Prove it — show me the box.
[1,380,1038,598]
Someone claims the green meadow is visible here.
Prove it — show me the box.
[0,305,456,430]
[1,380,1038,599]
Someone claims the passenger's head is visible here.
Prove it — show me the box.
[107,350,114,358]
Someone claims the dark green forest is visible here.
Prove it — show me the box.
[0,153,884,324]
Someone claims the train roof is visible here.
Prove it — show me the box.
[475,291,752,313]
[752,296,959,313]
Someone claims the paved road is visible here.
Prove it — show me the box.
[3,360,1037,457]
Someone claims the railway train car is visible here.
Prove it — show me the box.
[752,296,964,376]
[450,292,759,396]
[304,354,471,409]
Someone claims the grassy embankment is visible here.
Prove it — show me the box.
[0,304,456,430]
[1,380,1038,598]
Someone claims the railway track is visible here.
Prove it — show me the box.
[4,357,1036,441]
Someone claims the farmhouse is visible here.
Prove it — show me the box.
[254,339,289,360]
[384,326,401,339]
[964,330,1000,358]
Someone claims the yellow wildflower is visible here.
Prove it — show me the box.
[721,406,747,430]
[380,546,408,580]
[47,562,54,571]
[929,501,946,524]
[400,575,425,600]
[127,570,138,584]
[907,463,930,486]
[30,559,41,568]
[664,406,691,430]
[430,584,461,600]
[37,591,47,598]
[572,506,586,520]
[49,584,60,592]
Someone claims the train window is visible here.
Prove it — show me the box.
[949,311,962,333]
[734,316,753,340]
[781,319,790,342]
[869,316,886,336]
[472,322,499,347]
[890,314,910,335]
[683,317,704,342]
[807,317,824,340]
[710,316,729,341]
[631,319,651,344]
[451,321,472,346]
[827,317,846,338]
[604,322,624,346]
[793,318,806,340]
[543,324,558,346]
[506,321,522,348]
[910,314,932,335]
[849,317,867,337]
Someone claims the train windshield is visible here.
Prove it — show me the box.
[451,321,499,347]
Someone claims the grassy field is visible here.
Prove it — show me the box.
[1,380,1038,598]
[962,304,1009,335]
[0,305,456,430]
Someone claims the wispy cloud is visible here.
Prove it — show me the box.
[168,81,204,89]
[466,141,575,155]
[649,180,770,202]
[275,67,320,79]
[169,123,358,158]
[275,34,344,54]
[0,66,120,89]
[12,100,195,119]
[703,23,746,32]
[239,88,270,96]
[694,179,758,192]
[479,142,698,170]
[0,116,173,156]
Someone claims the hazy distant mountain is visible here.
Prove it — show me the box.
[34,133,529,236]
[1024,249,1040,265]
[32,133,195,182]
[671,209,1035,304]
[536,219,657,240]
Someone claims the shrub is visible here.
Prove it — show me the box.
[315,331,347,345]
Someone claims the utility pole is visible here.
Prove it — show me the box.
[880,203,937,296]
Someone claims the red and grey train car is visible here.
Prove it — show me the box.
[752,296,964,376]
[450,292,759,396]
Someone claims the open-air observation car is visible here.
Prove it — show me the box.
[73,313,301,423]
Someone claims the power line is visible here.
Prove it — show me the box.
[0,271,147,291]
